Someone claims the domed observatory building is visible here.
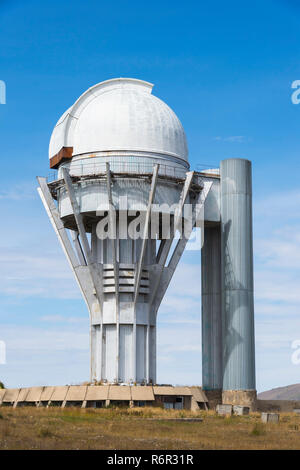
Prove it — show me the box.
[38,78,256,409]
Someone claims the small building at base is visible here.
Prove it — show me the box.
[0,385,208,410]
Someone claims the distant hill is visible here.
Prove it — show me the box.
[258,384,300,401]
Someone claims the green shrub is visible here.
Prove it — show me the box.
[251,423,266,436]
[37,427,54,438]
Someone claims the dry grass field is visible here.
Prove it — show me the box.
[0,406,300,450]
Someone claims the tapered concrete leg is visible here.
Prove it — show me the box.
[220,158,256,408]
[201,226,222,392]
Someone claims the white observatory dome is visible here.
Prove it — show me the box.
[49,78,188,167]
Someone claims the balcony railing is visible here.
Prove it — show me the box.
[47,160,207,188]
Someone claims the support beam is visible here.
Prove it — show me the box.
[105,162,120,382]
[153,181,212,312]
[132,164,159,382]
[38,176,103,383]
[149,171,194,308]
[71,230,86,265]
[134,165,159,306]
[156,238,167,265]
[37,177,80,269]
[62,168,104,309]
[37,177,99,315]
[145,320,150,384]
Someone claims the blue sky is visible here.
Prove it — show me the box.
[1,0,300,392]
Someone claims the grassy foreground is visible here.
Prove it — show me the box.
[0,406,300,450]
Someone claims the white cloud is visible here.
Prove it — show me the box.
[159,263,201,324]
[0,182,36,200]
[255,227,300,270]
[0,248,80,299]
[1,324,89,351]
[254,189,300,220]
[214,135,246,143]
[251,188,300,389]
[40,315,86,324]
[255,270,300,303]
[255,301,300,317]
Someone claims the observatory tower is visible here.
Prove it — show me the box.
[38,78,256,408]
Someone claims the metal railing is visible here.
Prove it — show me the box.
[48,160,206,187]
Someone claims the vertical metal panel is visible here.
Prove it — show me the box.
[150,325,156,384]
[91,223,156,384]
[220,158,255,391]
[134,239,142,263]
[90,325,97,382]
[119,239,133,264]
[90,325,102,382]
[136,325,146,382]
[119,325,133,382]
[104,325,117,383]
[201,226,222,390]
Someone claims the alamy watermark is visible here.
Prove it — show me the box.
[0,341,6,365]
[0,80,6,104]
[291,80,300,104]
[291,340,300,365]
[95,196,204,251]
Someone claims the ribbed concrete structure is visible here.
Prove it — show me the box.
[37,79,256,408]
[38,78,212,386]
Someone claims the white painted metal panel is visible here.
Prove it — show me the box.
[119,239,133,264]
[150,326,156,383]
[58,180,184,220]
[104,325,117,383]
[136,325,146,383]
[119,325,133,382]
[220,158,255,392]
[49,78,188,163]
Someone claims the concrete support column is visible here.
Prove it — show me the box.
[220,158,256,408]
[91,222,157,384]
[201,226,222,392]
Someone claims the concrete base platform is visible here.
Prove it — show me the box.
[261,412,279,423]
[216,404,232,416]
[203,389,222,410]
[0,385,208,411]
[222,390,257,411]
